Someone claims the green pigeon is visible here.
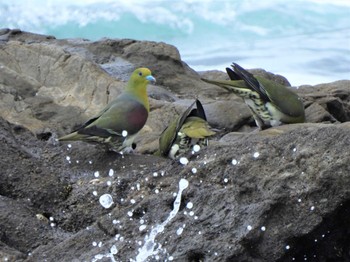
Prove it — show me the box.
[157,99,216,159]
[202,63,305,130]
[58,67,156,152]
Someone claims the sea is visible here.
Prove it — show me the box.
[1,0,349,86]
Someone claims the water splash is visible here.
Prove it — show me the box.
[99,194,114,209]
[134,178,189,261]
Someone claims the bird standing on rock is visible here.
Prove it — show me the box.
[202,63,305,130]
[58,67,156,152]
[157,99,216,159]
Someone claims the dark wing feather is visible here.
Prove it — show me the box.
[71,106,111,132]
[231,63,270,102]
[225,67,241,80]
[188,99,207,120]
[77,125,116,138]
[159,100,197,156]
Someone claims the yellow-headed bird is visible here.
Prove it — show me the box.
[202,63,305,130]
[58,67,155,151]
[157,99,216,159]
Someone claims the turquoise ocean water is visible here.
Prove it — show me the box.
[1,0,349,86]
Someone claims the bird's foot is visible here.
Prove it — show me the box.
[121,146,135,154]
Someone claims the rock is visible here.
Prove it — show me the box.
[199,68,292,87]
[249,68,291,86]
[298,80,350,123]
[1,29,350,261]
[305,102,336,123]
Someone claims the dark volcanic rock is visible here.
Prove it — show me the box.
[1,29,350,262]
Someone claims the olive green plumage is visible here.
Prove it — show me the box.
[202,63,305,130]
[58,67,156,152]
[157,99,216,159]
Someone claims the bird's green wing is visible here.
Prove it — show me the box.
[255,76,305,118]
[76,94,148,138]
[158,100,197,156]
[202,77,248,91]
[181,116,216,139]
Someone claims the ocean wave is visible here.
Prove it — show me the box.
[2,0,348,36]
[0,0,349,85]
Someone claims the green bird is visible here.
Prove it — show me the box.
[58,67,156,152]
[202,63,305,130]
[157,99,216,159]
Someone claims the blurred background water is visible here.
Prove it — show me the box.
[1,0,349,86]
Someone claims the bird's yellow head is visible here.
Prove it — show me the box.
[126,67,156,112]
[128,68,156,88]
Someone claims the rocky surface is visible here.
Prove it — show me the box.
[1,29,350,262]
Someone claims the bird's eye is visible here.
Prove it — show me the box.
[138,72,143,76]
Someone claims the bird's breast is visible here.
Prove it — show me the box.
[126,105,148,134]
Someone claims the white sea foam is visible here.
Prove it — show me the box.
[1,0,348,86]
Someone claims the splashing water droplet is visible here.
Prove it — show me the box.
[139,225,147,231]
[186,202,193,209]
[176,227,184,235]
[232,159,238,165]
[99,194,114,209]
[193,144,200,152]
[108,169,114,177]
[122,130,128,137]
[179,157,189,165]
[110,245,118,255]
[253,152,260,158]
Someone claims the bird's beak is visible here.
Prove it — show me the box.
[146,75,156,84]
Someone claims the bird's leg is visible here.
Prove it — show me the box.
[122,145,136,154]
[249,111,267,130]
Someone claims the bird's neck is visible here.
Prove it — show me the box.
[126,85,150,112]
